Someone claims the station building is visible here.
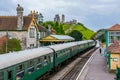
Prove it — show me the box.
[0,4,50,50]
[106,24,120,71]
[107,41,120,70]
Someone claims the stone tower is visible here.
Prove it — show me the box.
[16,4,24,30]
[62,14,65,23]
[54,14,60,23]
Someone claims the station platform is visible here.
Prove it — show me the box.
[76,48,115,80]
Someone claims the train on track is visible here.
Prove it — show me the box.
[0,40,96,80]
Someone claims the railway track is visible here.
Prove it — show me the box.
[59,48,98,80]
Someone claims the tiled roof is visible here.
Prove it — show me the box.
[37,25,51,34]
[108,24,120,31]
[110,46,120,53]
[0,16,32,31]
[51,29,56,34]
[108,41,120,53]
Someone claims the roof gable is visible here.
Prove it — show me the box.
[108,24,120,31]
[28,18,39,31]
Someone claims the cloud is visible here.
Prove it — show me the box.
[0,0,16,15]
[0,0,120,31]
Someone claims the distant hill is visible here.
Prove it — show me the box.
[63,23,95,40]
[42,21,95,40]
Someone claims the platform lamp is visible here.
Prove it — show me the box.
[6,30,8,53]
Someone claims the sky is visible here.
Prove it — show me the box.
[0,0,120,32]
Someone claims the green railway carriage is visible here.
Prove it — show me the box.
[49,40,95,67]
[48,42,78,66]
[0,47,54,80]
[0,40,95,80]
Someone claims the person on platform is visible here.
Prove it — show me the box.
[99,48,102,54]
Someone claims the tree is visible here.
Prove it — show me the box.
[1,38,21,54]
[59,24,65,34]
[38,13,44,25]
[69,30,83,41]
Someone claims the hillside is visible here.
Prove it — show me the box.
[42,21,95,40]
[63,23,95,40]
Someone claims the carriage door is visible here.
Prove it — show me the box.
[7,70,12,80]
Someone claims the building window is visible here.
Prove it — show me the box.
[113,58,118,62]
[29,28,35,38]
[30,44,34,48]
[109,32,113,36]
[116,32,120,35]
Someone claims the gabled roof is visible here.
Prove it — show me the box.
[40,34,74,42]
[37,25,51,34]
[108,24,120,31]
[108,41,120,53]
[0,16,32,31]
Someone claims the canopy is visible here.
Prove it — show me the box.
[40,34,74,42]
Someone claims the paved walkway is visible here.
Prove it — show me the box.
[84,48,115,80]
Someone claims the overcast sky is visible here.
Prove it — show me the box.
[0,0,120,31]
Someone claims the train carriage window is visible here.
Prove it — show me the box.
[8,70,12,80]
[63,49,65,52]
[44,56,47,60]
[48,55,51,62]
[37,58,42,69]
[61,50,64,55]
[81,44,83,48]
[37,58,41,63]
[56,51,60,57]
[0,71,3,80]
[28,60,34,74]
[16,64,24,79]
[50,55,53,62]
[56,53,57,58]
[59,52,61,57]
[16,64,24,72]
[44,56,48,66]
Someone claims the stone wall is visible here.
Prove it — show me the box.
[0,31,37,50]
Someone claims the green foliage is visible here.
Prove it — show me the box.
[38,21,43,25]
[91,29,106,43]
[42,21,65,34]
[59,24,65,34]
[0,38,21,54]
[43,21,54,28]
[41,21,94,40]
[69,30,83,41]
[63,23,95,40]
[39,13,44,24]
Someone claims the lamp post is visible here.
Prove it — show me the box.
[36,32,39,48]
[6,31,8,53]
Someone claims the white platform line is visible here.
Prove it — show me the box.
[76,48,99,80]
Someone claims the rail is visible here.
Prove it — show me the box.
[59,48,98,80]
